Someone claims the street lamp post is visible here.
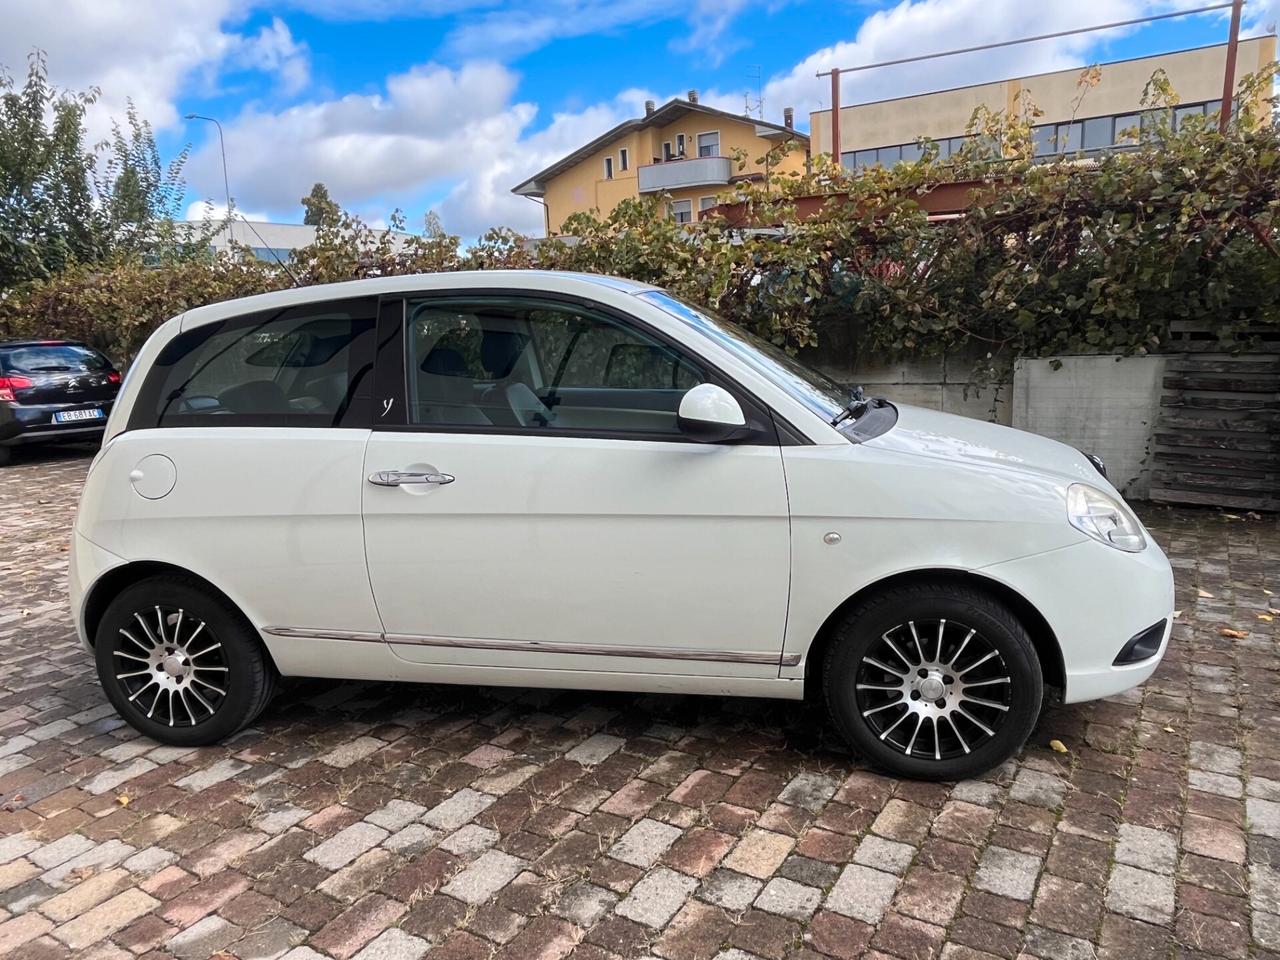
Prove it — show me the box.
[184,113,234,245]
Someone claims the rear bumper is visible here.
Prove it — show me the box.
[1,401,113,445]
[980,535,1176,704]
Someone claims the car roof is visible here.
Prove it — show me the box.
[178,271,661,332]
[0,339,89,348]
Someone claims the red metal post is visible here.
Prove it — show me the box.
[829,71,842,166]
[1219,0,1243,133]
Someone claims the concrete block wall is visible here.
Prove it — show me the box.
[1012,356,1165,498]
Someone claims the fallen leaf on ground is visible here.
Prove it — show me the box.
[1172,610,1183,619]
[1198,589,1215,599]
[1163,726,1176,733]
[1220,628,1249,639]
[67,865,96,883]
[1259,614,1274,622]
[1264,588,1274,597]
[115,794,130,807]
[1049,739,1069,754]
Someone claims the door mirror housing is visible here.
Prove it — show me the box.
[677,383,747,442]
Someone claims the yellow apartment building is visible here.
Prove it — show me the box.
[810,37,1277,169]
[512,93,809,235]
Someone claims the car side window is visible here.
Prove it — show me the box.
[405,297,705,436]
[130,298,377,430]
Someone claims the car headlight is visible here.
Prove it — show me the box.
[1066,483,1146,553]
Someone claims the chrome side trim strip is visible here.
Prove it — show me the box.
[264,626,800,667]
[263,626,384,643]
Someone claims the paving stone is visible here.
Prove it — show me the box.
[554,882,617,927]
[1248,797,1280,838]
[699,869,763,911]
[1105,864,1175,923]
[50,888,158,950]
[166,914,242,957]
[1114,824,1177,874]
[973,847,1040,901]
[422,788,496,830]
[1009,770,1066,809]
[439,824,499,857]
[253,804,311,835]
[366,800,428,832]
[305,822,390,871]
[853,835,916,876]
[614,866,697,928]
[320,736,384,768]
[565,733,625,765]
[609,818,683,868]
[175,757,251,791]
[825,865,899,924]
[441,850,525,904]
[230,916,307,959]
[722,829,794,879]
[753,877,821,920]
[777,772,839,813]
[351,927,430,960]
[383,824,442,856]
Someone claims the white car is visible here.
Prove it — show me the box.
[70,271,1173,779]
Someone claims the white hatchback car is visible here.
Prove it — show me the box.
[71,271,1174,779]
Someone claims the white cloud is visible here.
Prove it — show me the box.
[229,17,310,95]
[750,0,1158,122]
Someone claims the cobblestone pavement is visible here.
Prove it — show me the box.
[2,447,1279,960]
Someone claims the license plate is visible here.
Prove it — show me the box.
[53,408,104,423]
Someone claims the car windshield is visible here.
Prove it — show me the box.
[638,290,847,421]
[1,344,110,374]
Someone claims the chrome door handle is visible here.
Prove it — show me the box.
[368,470,455,487]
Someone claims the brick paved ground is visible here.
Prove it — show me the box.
[1,446,1279,960]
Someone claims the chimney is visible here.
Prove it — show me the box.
[644,99,655,116]
[783,107,794,130]
[687,89,699,103]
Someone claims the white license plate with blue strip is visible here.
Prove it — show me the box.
[53,408,104,423]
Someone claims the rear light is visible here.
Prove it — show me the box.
[0,375,34,402]
[107,371,122,384]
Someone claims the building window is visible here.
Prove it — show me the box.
[671,199,692,224]
[250,247,294,263]
[603,157,614,180]
[697,132,720,157]
[676,134,686,158]
[698,196,718,215]
[619,148,629,171]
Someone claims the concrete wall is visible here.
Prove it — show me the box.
[1012,356,1166,498]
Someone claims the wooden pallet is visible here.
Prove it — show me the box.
[1149,326,1279,511]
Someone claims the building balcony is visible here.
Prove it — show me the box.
[637,155,733,194]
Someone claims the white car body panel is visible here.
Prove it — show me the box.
[70,270,1174,717]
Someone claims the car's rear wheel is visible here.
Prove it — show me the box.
[0,446,11,466]
[824,581,1042,781]
[94,576,275,746]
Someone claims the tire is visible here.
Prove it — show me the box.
[823,581,1042,781]
[94,575,276,746]
[0,446,11,466]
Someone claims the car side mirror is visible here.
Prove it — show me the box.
[677,383,746,442]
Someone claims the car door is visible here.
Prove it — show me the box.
[361,291,792,679]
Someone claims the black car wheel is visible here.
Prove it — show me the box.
[95,576,275,746]
[824,581,1042,781]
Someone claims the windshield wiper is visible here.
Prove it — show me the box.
[831,385,869,427]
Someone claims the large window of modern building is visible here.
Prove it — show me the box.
[671,199,693,224]
[841,99,1223,172]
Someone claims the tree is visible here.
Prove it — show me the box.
[0,52,100,287]
[0,51,196,288]
[301,182,339,227]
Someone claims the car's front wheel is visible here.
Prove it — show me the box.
[824,581,1043,781]
[94,575,275,746]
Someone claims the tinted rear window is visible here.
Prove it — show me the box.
[128,298,378,430]
[1,344,110,374]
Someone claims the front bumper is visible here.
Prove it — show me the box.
[981,535,1176,704]
[1,400,114,446]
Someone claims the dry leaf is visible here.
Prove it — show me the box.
[1264,588,1275,597]
[1198,589,1214,599]
[1259,614,1274,622]
[67,865,96,883]
[1163,725,1176,733]
[1172,610,1183,619]
[1220,628,1249,639]
[1049,739,1069,754]
[1224,513,1242,520]
[115,794,130,807]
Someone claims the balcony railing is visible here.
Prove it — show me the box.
[637,155,732,194]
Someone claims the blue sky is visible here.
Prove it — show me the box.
[5,0,1275,237]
